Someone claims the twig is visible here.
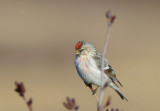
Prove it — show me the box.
[15,81,33,111]
[94,94,105,111]
[98,10,116,111]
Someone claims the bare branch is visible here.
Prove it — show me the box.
[98,10,116,111]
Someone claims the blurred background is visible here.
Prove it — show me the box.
[0,1,160,111]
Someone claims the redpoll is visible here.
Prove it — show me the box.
[74,41,127,101]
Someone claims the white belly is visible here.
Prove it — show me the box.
[75,56,110,87]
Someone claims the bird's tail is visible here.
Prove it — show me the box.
[115,89,128,101]
[109,82,128,101]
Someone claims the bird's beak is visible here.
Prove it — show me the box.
[76,50,80,56]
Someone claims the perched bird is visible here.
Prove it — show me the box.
[74,41,127,101]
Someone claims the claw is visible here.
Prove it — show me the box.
[92,87,98,95]
[84,83,98,95]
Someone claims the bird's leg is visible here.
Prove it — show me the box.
[84,82,98,95]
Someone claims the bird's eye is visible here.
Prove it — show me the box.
[79,49,84,52]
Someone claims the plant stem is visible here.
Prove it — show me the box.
[98,23,112,111]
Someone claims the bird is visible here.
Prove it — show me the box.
[74,41,128,101]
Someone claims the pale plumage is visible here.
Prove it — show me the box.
[74,41,127,101]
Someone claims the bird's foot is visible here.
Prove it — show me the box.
[92,87,98,95]
[84,82,98,95]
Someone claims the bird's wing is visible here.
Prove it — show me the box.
[93,55,122,87]
[104,60,123,87]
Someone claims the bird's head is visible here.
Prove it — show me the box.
[75,41,98,57]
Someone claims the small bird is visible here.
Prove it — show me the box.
[74,41,127,101]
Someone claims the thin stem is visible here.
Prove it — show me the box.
[23,96,33,111]
[95,94,100,103]
[29,105,33,111]
[98,23,112,111]
[94,94,105,111]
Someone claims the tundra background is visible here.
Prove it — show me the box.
[0,1,160,111]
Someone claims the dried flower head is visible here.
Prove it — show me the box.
[14,81,33,111]
[63,97,79,111]
[15,81,25,97]
[27,98,33,111]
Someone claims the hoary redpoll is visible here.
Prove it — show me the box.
[74,41,127,101]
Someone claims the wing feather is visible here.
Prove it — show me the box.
[93,55,123,87]
[104,64,123,87]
